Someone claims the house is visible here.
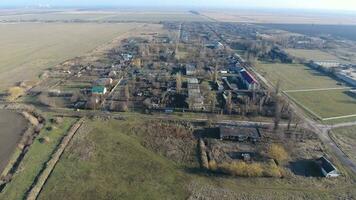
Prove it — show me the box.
[185,64,196,76]
[317,157,340,178]
[91,86,107,95]
[239,69,259,90]
[94,78,113,86]
[219,126,261,143]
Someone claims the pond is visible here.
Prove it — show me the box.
[0,110,28,174]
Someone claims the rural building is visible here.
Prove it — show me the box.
[335,69,356,87]
[185,64,196,76]
[94,78,113,86]
[317,157,340,178]
[309,61,340,73]
[219,126,261,143]
[239,69,259,90]
[91,86,107,95]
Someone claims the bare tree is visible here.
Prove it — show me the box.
[176,73,182,93]
[226,91,232,115]
[274,80,282,130]
[124,85,130,102]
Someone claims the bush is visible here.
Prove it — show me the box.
[219,161,263,177]
[263,160,282,178]
[208,160,218,171]
[268,144,288,163]
[6,86,25,102]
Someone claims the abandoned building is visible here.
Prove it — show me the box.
[317,157,340,178]
[187,78,204,110]
[219,125,261,143]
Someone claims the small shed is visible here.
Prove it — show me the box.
[317,157,340,178]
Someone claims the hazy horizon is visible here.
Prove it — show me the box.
[1,0,356,12]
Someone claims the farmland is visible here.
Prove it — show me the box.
[0,10,210,22]
[0,110,27,174]
[255,62,342,90]
[0,23,140,89]
[284,49,341,62]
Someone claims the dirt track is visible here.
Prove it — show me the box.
[0,110,27,174]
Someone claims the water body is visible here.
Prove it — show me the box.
[261,24,356,42]
[0,110,27,174]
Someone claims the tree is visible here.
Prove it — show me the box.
[124,85,130,102]
[176,73,182,93]
[274,80,282,130]
[268,144,288,163]
[213,64,218,82]
[207,91,216,112]
[225,91,232,115]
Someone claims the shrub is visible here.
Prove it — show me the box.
[208,160,218,171]
[268,144,288,163]
[6,86,25,102]
[263,160,282,178]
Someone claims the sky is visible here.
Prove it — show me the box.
[1,0,356,11]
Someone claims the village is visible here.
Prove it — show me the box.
[18,21,345,179]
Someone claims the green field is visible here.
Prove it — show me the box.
[33,118,356,200]
[287,89,356,119]
[0,23,140,89]
[332,126,356,164]
[255,62,342,90]
[285,49,341,62]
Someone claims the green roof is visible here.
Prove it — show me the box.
[91,86,106,94]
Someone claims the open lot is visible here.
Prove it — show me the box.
[332,126,356,164]
[35,118,356,200]
[0,110,27,174]
[255,62,342,90]
[286,89,356,119]
[0,23,140,89]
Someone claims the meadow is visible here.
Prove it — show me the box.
[0,23,139,89]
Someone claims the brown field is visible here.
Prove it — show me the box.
[201,10,356,25]
[0,110,27,173]
[0,23,149,90]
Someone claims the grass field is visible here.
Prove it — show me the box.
[287,89,356,119]
[0,23,140,89]
[255,62,342,90]
[35,118,356,200]
[38,119,190,200]
[0,117,76,200]
[284,49,341,62]
[332,126,356,164]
